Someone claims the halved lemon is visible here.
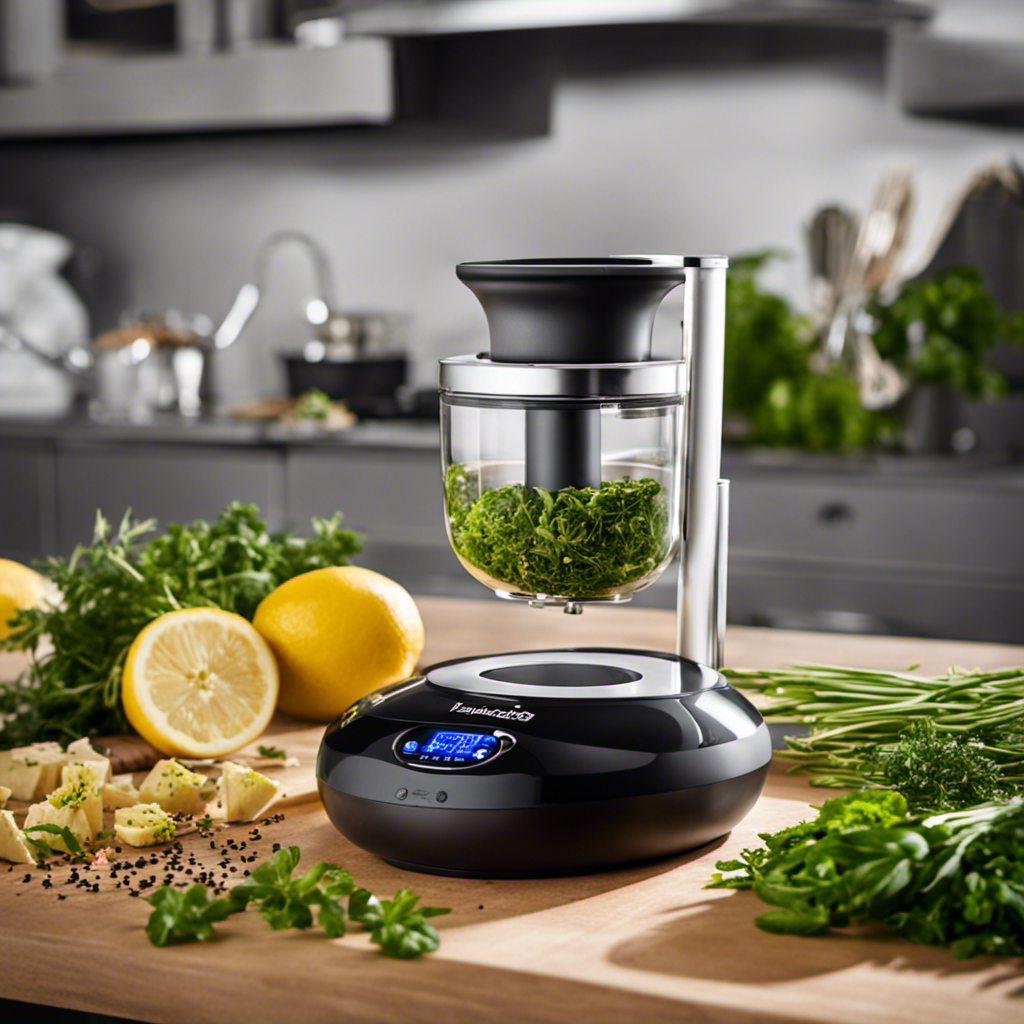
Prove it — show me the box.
[122,607,279,758]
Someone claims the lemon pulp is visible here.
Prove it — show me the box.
[123,608,278,758]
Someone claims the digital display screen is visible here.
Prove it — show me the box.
[398,729,500,767]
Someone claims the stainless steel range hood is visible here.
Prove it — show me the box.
[343,0,932,37]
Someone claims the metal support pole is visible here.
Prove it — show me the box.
[676,257,729,667]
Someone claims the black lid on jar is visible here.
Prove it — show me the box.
[456,257,689,365]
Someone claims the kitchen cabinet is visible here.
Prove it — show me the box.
[2,420,1023,643]
[286,444,460,595]
[0,440,56,563]
[722,455,1024,642]
[286,446,445,545]
[54,443,285,552]
[0,40,392,139]
[894,31,1024,127]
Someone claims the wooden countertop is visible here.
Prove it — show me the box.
[3,596,1024,1024]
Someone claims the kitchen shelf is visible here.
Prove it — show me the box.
[895,31,1024,125]
[345,0,932,37]
[0,39,393,139]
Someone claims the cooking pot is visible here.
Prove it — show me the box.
[0,315,213,418]
[281,308,410,417]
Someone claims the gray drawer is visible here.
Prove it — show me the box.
[728,556,1024,643]
[56,444,285,553]
[0,439,56,562]
[730,475,1024,577]
[286,448,447,547]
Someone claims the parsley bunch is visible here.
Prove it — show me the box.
[0,503,362,747]
[445,465,669,599]
[145,846,449,958]
[709,791,1024,958]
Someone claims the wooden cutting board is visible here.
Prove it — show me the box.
[2,741,1022,1024]
[3,601,1024,1024]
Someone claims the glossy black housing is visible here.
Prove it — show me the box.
[317,650,771,877]
[455,257,688,364]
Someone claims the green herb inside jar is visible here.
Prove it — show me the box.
[445,464,670,599]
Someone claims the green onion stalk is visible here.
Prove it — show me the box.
[724,664,1024,804]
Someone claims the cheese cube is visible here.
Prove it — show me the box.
[114,803,176,847]
[58,763,104,836]
[23,799,94,852]
[65,738,112,783]
[0,785,10,809]
[0,742,66,801]
[138,759,207,816]
[220,761,279,823]
[0,809,35,864]
[102,778,140,811]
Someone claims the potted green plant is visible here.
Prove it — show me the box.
[867,266,1024,453]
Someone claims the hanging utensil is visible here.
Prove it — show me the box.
[815,171,914,407]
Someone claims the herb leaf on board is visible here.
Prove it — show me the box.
[348,886,451,959]
[144,846,446,957]
[227,846,355,935]
[23,823,91,864]
[145,884,238,947]
[257,745,288,760]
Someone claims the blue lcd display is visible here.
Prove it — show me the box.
[398,729,500,766]
[423,731,497,757]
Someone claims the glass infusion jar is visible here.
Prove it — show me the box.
[439,355,686,606]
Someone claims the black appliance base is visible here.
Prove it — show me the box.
[319,765,768,878]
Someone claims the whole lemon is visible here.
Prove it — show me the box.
[252,566,424,722]
[0,558,46,641]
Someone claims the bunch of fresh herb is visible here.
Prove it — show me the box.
[751,370,889,453]
[725,663,1024,808]
[145,845,449,958]
[0,503,363,747]
[708,790,909,891]
[708,791,1024,958]
[868,265,1024,399]
[724,252,890,451]
[445,465,669,599]
[860,720,1004,812]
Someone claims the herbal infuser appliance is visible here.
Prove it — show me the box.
[317,256,771,876]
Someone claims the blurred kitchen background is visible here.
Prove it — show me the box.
[1,0,1024,642]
